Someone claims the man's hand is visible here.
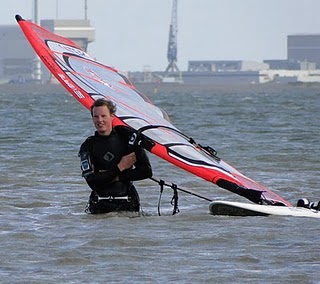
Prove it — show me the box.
[117,152,137,172]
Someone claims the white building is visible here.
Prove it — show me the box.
[0,19,95,83]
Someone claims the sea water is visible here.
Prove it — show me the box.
[1,84,320,283]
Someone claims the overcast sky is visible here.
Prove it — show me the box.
[1,0,320,71]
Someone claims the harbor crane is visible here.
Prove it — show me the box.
[164,0,181,80]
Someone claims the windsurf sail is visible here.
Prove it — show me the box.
[16,14,292,207]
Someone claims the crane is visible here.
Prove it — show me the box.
[164,0,181,76]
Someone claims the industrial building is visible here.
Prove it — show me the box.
[129,34,320,85]
[288,34,320,68]
[0,19,95,83]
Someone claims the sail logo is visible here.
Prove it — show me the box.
[57,43,89,58]
[47,40,90,59]
[57,73,85,99]
[83,66,116,91]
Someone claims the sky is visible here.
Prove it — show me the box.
[1,0,320,72]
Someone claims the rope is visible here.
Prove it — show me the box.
[157,179,165,216]
[151,176,213,216]
[153,177,179,216]
[171,183,180,215]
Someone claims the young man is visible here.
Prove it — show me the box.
[79,98,153,214]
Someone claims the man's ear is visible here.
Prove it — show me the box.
[111,114,115,125]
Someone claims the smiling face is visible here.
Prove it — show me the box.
[92,105,114,136]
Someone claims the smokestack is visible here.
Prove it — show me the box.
[33,0,42,81]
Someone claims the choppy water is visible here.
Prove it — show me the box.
[1,84,320,283]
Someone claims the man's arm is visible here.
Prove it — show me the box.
[119,148,153,183]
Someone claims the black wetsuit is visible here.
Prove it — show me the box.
[79,126,152,214]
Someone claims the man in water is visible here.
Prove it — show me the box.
[79,98,153,214]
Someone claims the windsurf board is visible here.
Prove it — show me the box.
[209,200,320,218]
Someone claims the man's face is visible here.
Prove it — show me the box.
[92,105,114,136]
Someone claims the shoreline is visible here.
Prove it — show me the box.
[1,81,319,96]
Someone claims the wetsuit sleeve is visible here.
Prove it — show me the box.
[79,139,121,191]
[79,139,94,179]
[119,147,153,183]
[86,166,121,190]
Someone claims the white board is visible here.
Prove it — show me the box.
[209,200,320,218]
